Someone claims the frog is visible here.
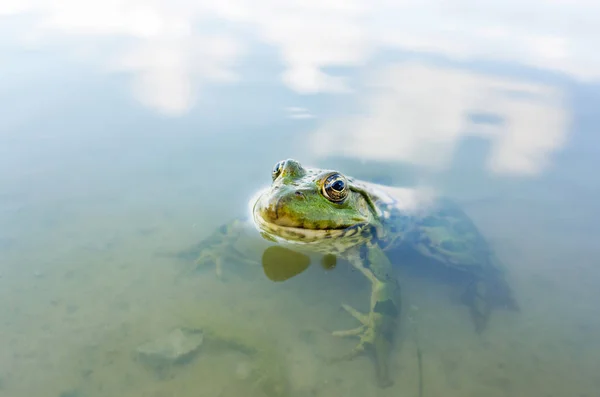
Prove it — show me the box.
[183,158,519,388]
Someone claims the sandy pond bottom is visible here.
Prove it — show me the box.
[0,201,599,397]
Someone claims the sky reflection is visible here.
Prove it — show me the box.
[2,0,594,175]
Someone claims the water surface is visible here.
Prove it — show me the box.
[1,2,600,397]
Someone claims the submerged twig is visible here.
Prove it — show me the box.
[409,305,424,397]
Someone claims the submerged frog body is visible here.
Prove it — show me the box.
[187,159,518,388]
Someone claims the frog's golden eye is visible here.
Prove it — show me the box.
[272,161,284,180]
[322,173,348,203]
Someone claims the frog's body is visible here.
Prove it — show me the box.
[188,159,518,388]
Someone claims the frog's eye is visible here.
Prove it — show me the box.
[272,161,284,180]
[322,173,348,203]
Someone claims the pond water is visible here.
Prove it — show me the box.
[1,2,599,397]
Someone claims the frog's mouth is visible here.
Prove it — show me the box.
[252,208,367,243]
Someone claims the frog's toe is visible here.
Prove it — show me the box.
[194,248,226,278]
[195,247,260,279]
[330,304,374,356]
[331,319,375,361]
[331,325,365,338]
[342,304,369,325]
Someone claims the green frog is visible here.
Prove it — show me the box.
[185,159,519,388]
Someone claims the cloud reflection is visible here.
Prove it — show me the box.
[285,107,315,120]
[308,61,569,175]
[2,0,597,110]
[110,36,240,116]
[1,0,244,116]
[1,0,582,174]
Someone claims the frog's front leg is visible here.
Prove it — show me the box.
[331,245,401,388]
[181,218,267,279]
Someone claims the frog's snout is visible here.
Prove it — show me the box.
[260,196,283,223]
[256,189,305,228]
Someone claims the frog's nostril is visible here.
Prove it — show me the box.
[294,191,304,197]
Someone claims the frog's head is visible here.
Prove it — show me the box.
[252,159,380,242]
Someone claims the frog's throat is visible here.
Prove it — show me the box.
[252,210,367,243]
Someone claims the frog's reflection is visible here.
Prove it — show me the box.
[261,246,310,282]
[261,246,337,282]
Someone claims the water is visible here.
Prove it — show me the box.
[1,2,600,396]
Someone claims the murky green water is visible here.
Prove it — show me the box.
[2,2,600,397]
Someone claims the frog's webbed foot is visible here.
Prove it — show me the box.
[330,327,393,388]
[330,304,394,388]
[462,279,492,333]
[190,219,258,279]
[461,276,519,333]
[194,245,254,279]
[331,304,373,360]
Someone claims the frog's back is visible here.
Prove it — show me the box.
[359,179,519,330]
[356,180,498,274]
[401,198,497,273]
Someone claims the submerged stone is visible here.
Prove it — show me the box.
[135,327,204,367]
